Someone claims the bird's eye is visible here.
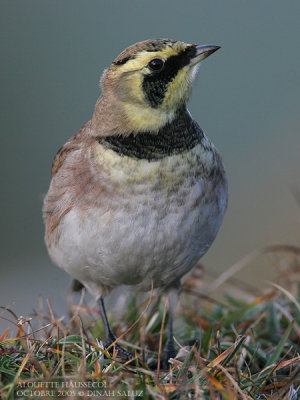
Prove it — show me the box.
[148,58,164,72]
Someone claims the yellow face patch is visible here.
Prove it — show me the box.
[107,43,197,132]
[122,102,175,132]
[115,45,185,74]
[162,66,192,110]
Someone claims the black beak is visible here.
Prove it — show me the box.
[191,44,221,63]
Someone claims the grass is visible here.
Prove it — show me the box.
[0,245,299,399]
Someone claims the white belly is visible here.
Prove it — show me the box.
[48,146,227,297]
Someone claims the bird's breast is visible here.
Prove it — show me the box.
[48,137,227,295]
[92,136,218,196]
[61,140,226,288]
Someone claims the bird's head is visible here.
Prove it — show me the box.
[94,39,220,134]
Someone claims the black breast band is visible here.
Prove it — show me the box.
[96,107,203,161]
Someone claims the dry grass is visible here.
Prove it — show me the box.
[0,245,299,399]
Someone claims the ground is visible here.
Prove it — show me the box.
[0,245,299,399]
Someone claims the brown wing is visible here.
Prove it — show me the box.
[44,123,89,240]
[44,121,113,244]
[51,124,87,177]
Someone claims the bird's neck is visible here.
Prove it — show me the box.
[96,106,205,161]
[91,92,176,135]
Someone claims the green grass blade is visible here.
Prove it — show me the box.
[265,321,294,367]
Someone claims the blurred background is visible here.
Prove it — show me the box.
[1,0,299,330]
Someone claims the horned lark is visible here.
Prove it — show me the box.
[43,38,228,366]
